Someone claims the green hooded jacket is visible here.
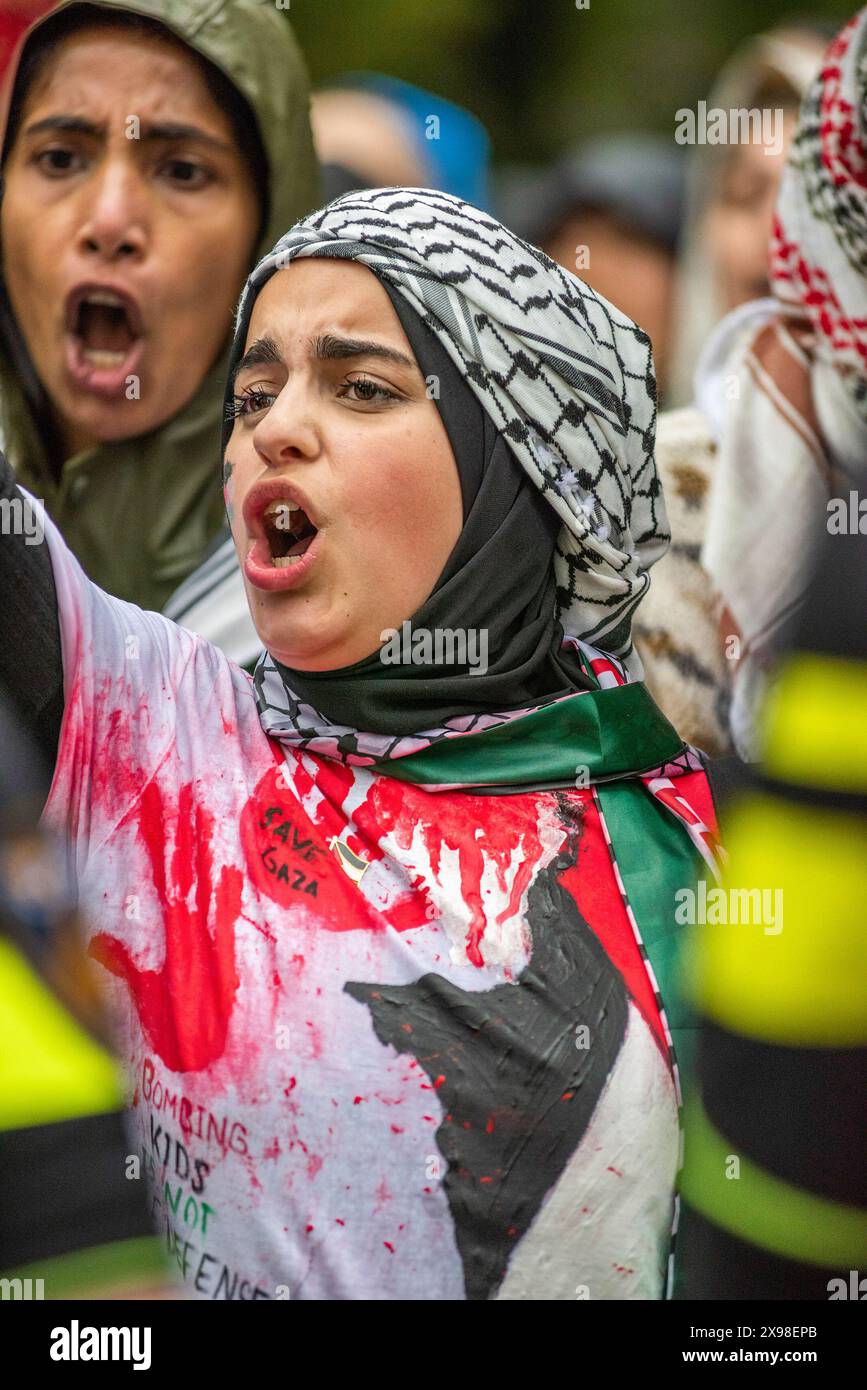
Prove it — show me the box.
[0,0,320,611]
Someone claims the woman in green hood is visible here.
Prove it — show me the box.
[0,0,319,613]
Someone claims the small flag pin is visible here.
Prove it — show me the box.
[329,836,370,885]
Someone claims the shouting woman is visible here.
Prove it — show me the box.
[0,0,318,633]
[0,188,721,1300]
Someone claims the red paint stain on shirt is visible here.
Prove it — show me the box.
[240,762,422,932]
[373,1178,391,1214]
[364,779,547,967]
[305,1019,323,1059]
[89,780,242,1073]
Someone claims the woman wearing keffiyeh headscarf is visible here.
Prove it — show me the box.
[0,187,722,1301]
[702,8,867,757]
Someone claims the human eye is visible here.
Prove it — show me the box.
[159,156,212,190]
[336,375,402,406]
[33,145,86,177]
[225,384,277,422]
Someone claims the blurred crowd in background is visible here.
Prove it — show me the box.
[0,0,863,1305]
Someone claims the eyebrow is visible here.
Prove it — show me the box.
[232,332,417,386]
[231,336,284,385]
[22,114,232,152]
[312,333,416,370]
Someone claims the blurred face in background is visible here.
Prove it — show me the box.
[544,209,676,394]
[1,23,259,459]
[703,105,798,311]
[310,88,428,189]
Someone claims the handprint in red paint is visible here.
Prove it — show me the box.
[90,780,243,1073]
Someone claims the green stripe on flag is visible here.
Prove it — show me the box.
[371,682,684,788]
[595,776,705,1079]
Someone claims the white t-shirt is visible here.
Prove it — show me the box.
[41,507,679,1301]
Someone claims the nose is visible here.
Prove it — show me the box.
[76,158,148,263]
[252,376,321,468]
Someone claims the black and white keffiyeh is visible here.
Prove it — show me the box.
[223,187,670,762]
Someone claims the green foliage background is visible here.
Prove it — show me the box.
[288,0,854,162]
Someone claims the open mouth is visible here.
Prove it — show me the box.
[242,482,323,591]
[261,498,319,568]
[64,285,144,393]
[76,292,136,364]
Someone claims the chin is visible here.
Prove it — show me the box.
[250,614,332,670]
[92,413,158,444]
[61,399,159,447]
[247,586,358,671]
[263,641,347,672]
[259,622,367,673]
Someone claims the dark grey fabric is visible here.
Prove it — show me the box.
[0,451,63,779]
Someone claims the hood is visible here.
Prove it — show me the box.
[0,0,320,608]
